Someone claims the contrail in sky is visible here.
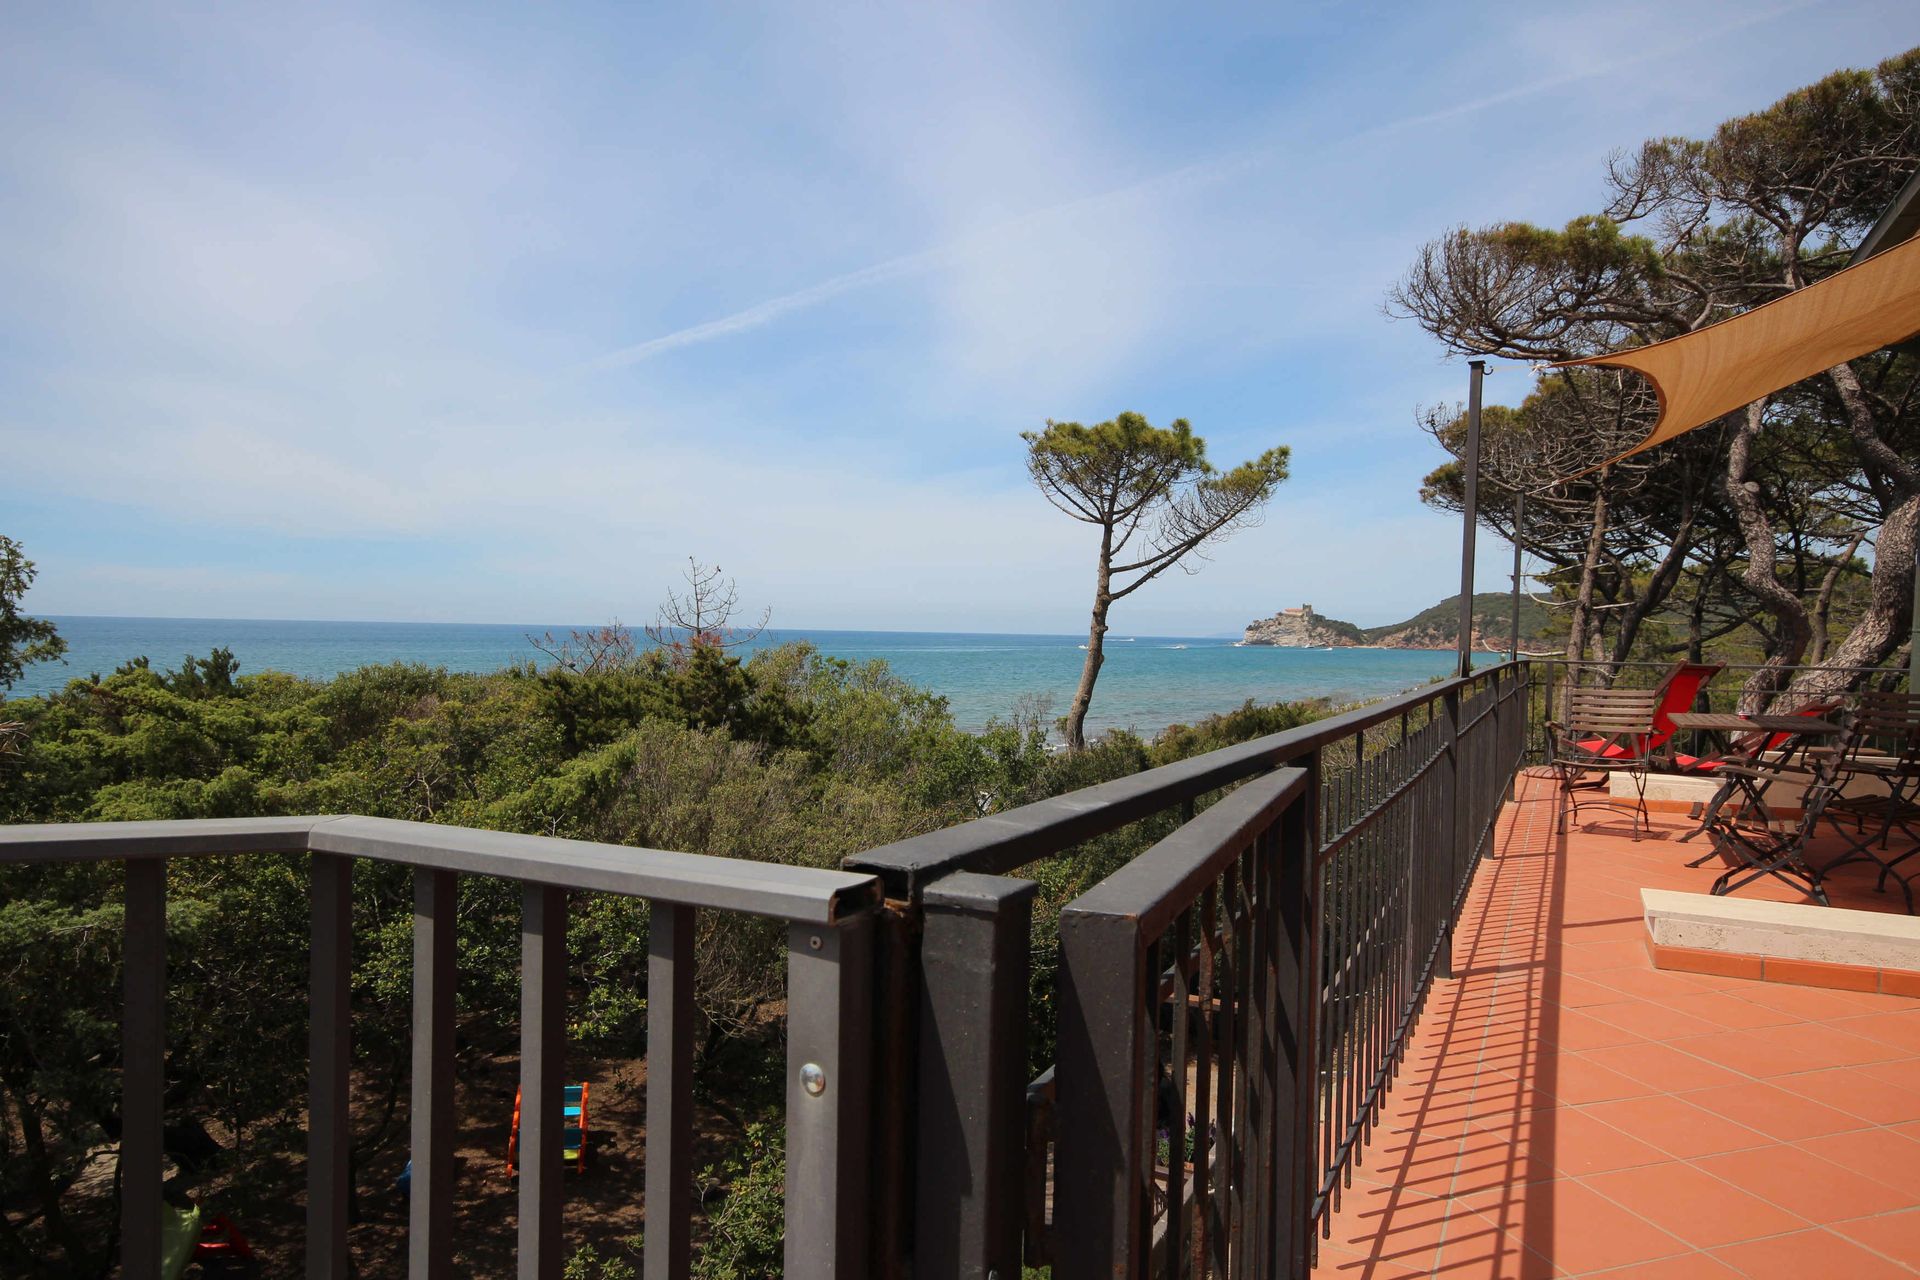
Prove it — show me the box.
[581,149,1260,373]
[584,0,1820,373]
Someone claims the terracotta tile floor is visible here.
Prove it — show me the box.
[1311,771,1920,1279]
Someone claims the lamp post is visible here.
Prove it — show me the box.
[1457,359,1486,678]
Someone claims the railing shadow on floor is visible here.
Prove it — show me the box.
[1308,769,1566,1278]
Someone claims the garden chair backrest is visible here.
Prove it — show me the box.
[1558,687,1662,762]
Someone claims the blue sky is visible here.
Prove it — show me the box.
[3,2,1913,635]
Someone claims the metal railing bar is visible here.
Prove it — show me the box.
[0,816,879,924]
[309,855,353,1280]
[1167,907,1192,1273]
[1144,931,1171,1278]
[1064,769,1310,939]
[122,859,166,1280]
[1316,735,1445,862]
[1549,659,1902,674]
[1227,858,1256,1276]
[310,818,879,922]
[785,917,876,1280]
[518,885,567,1280]
[913,872,1038,1280]
[2,816,328,862]
[1311,908,1452,1228]
[1245,834,1276,1280]
[645,903,695,1280]
[410,868,457,1280]
[1192,884,1218,1277]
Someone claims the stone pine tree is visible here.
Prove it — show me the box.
[1025,413,1289,750]
[0,536,65,693]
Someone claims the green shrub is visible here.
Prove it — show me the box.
[694,1119,786,1280]
[564,1242,637,1280]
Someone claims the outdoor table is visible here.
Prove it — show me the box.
[1671,713,1844,902]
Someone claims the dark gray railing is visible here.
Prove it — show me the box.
[0,817,882,1280]
[849,660,1532,1280]
[1054,766,1313,1278]
[4,662,1533,1280]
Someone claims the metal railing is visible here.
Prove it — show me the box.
[3,661,1534,1280]
[0,817,883,1280]
[850,659,1532,1279]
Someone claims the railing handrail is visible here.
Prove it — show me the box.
[1064,767,1308,938]
[1544,657,1904,675]
[0,814,881,925]
[850,660,1529,897]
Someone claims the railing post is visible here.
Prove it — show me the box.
[1438,686,1462,981]
[645,903,695,1280]
[1274,772,1317,1279]
[912,873,1037,1280]
[122,859,166,1280]
[1053,904,1150,1280]
[786,915,876,1280]
[309,854,353,1280]
[410,868,457,1280]
[519,885,567,1280]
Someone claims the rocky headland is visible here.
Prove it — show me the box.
[1241,605,1364,647]
[1242,594,1551,651]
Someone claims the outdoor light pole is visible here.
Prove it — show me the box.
[1510,491,1525,663]
[1456,359,1486,678]
[1910,538,1918,693]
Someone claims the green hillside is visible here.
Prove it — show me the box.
[1363,592,1552,647]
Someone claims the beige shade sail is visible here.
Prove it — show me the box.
[1554,232,1920,465]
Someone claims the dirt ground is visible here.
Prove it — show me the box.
[163,1034,779,1278]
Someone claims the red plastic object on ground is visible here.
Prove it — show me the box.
[506,1082,590,1175]
[194,1213,255,1260]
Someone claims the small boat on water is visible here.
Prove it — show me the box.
[1169,644,1188,650]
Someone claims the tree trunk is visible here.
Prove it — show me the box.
[1564,481,1610,672]
[1609,495,1697,672]
[1778,360,1920,700]
[7,1082,92,1273]
[1063,528,1114,751]
[1806,528,1867,665]
[1725,401,1813,713]
[1789,494,1918,698]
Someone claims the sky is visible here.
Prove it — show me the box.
[3,2,1915,636]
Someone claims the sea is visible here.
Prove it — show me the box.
[14,616,1502,739]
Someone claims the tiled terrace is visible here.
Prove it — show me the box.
[1313,770,1920,1279]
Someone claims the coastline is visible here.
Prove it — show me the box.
[15,616,1506,739]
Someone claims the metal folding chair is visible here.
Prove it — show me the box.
[1695,709,1858,905]
[1549,686,1660,841]
[1818,691,1920,913]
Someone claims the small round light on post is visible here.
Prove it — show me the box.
[800,1063,826,1096]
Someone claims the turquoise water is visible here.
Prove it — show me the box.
[16,616,1500,737]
